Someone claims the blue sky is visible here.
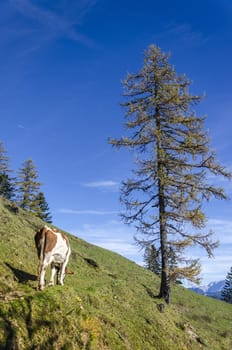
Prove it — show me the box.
[1,0,232,286]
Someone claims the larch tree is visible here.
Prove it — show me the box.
[221,267,232,303]
[0,141,15,200]
[109,45,231,303]
[16,159,41,211]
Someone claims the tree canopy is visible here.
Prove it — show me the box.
[16,159,41,211]
[0,142,52,223]
[34,192,52,223]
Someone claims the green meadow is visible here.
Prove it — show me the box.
[0,197,231,350]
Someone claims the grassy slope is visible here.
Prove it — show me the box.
[0,197,231,350]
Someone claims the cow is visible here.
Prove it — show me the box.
[34,225,71,290]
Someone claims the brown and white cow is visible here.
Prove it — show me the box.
[34,225,71,290]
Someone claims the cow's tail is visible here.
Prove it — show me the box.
[39,231,46,262]
[36,231,45,280]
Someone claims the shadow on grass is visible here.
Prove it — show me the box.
[142,284,159,299]
[5,203,19,214]
[5,262,37,283]
[0,309,18,350]
[83,257,99,268]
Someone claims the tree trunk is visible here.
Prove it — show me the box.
[158,188,170,304]
[156,113,170,304]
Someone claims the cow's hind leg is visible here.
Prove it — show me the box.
[58,261,68,286]
[39,262,49,290]
[48,263,57,287]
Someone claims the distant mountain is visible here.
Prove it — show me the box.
[189,280,225,299]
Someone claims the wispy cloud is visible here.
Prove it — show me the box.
[206,169,232,187]
[156,21,208,46]
[17,124,25,129]
[8,0,97,49]
[83,180,119,190]
[168,23,206,42]
[207,218,232,244]
[58,208,117,216]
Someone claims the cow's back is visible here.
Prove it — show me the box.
[35,226,70,262]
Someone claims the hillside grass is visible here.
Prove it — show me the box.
[0,197,231,349]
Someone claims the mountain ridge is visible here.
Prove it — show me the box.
[189,280,225,299]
